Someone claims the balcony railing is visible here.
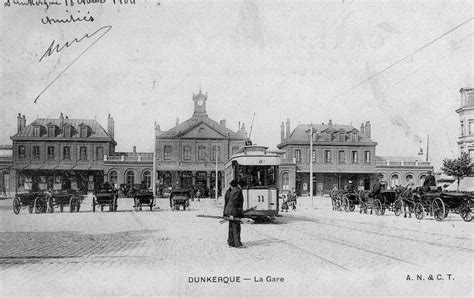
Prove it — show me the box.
[104,154,154,162]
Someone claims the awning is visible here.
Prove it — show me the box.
[445,177,474,192]
[72,164,92,170]
[54,164,75,170]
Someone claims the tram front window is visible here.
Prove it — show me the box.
[234,165,276,188]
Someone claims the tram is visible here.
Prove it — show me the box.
[223,145,280,220]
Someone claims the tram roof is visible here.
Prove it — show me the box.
[224,145,280,167]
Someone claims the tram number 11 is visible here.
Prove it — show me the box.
[257,195,265,202]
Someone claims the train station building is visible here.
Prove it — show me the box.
[276,119,433,196]
[10,113,117,194]
[154,90,248,196]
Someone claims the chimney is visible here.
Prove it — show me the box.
[107,113,115,139]
[281,122,285,142]
[133,146,136,153]
[22,115,26,131]
[328,119,333,125]
[418,141,424,157]
[59,113,64,128]
[17,113,22,133]
[176,117,180,126]
[365,121,371,138]
[286,118,290,138]
[220,119,226,127]
[360,123,365,134]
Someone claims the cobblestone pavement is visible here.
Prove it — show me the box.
[0,196,472,296]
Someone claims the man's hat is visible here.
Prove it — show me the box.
[230,180,238,187]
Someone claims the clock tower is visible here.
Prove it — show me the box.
[193,89,208,116]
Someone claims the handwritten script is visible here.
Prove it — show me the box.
[3,0,138,24]
[35,25,112,103]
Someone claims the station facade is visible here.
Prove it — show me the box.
[154,90,248,196]
[10,113,116,193]
[277,120,378,196]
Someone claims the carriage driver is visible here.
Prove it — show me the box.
[422,170,436,192]
[371,175,383,200]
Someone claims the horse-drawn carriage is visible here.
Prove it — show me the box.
[12,191,51,214]
[169,189,190,211]
[48,189,84,213]
[358,189,402,216]
[395,186,473,222]
[92,186,118,212]
[134,188,154,211]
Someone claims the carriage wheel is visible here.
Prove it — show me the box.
[461,210,472,222]
[380,205,386,216]
[349,202,355,212]
[394,199,403,216]
[414,203,424,220]
[34,197,44,214]
[374,199,382,216]
[48,197,54,213]
[13,197,21,214]
[69,197,75,213]
[342,197,349,212]
[432,198,446,222]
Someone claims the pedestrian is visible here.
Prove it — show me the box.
[223,180,244,248]
[288,188,297,210]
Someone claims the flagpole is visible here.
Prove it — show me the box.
[153,121,157,201]
[215,143,219,202]
[309,123,313,208]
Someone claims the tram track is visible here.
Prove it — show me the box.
[245,225,350,272]
[285,214,473,253]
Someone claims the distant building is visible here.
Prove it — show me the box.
[375,155,433,188]
[154,90,248,196]
[277,119,377,196]
[10,113,116,193]
[0,145,13,197]
[103,146,153,189]
[456,87,474,158]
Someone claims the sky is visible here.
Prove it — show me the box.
[1,0,473,169]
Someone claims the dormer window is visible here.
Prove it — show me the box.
[324,133,331,141]
[33,126,40,137]
[80,127,88,138]
[338,132,345,142]
[351,132,358,142]
[64,126,71,138]
[47,126,55,137]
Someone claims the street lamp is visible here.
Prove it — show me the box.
[307,124,314,208]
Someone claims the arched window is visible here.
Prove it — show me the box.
[390,174,399,188]
[282,172,289,190]
[143,171,151,189]
[109,170,118,185]
[126,171,135,187]
[405,174,413,183]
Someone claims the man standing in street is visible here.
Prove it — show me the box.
[223,180,244,248]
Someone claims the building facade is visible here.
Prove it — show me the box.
[103,146,153,189]
[10,113,116,193]
[456,87,474,157]
[154,90,248,196]
[0,145,13,197]
[375,155,433,188]
[277,119,378,196]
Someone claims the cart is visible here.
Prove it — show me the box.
[92,187,118,212]
[134,189,154,211]
[170,189,191,211]
[49,189,84,213]
[12,191,50,214]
